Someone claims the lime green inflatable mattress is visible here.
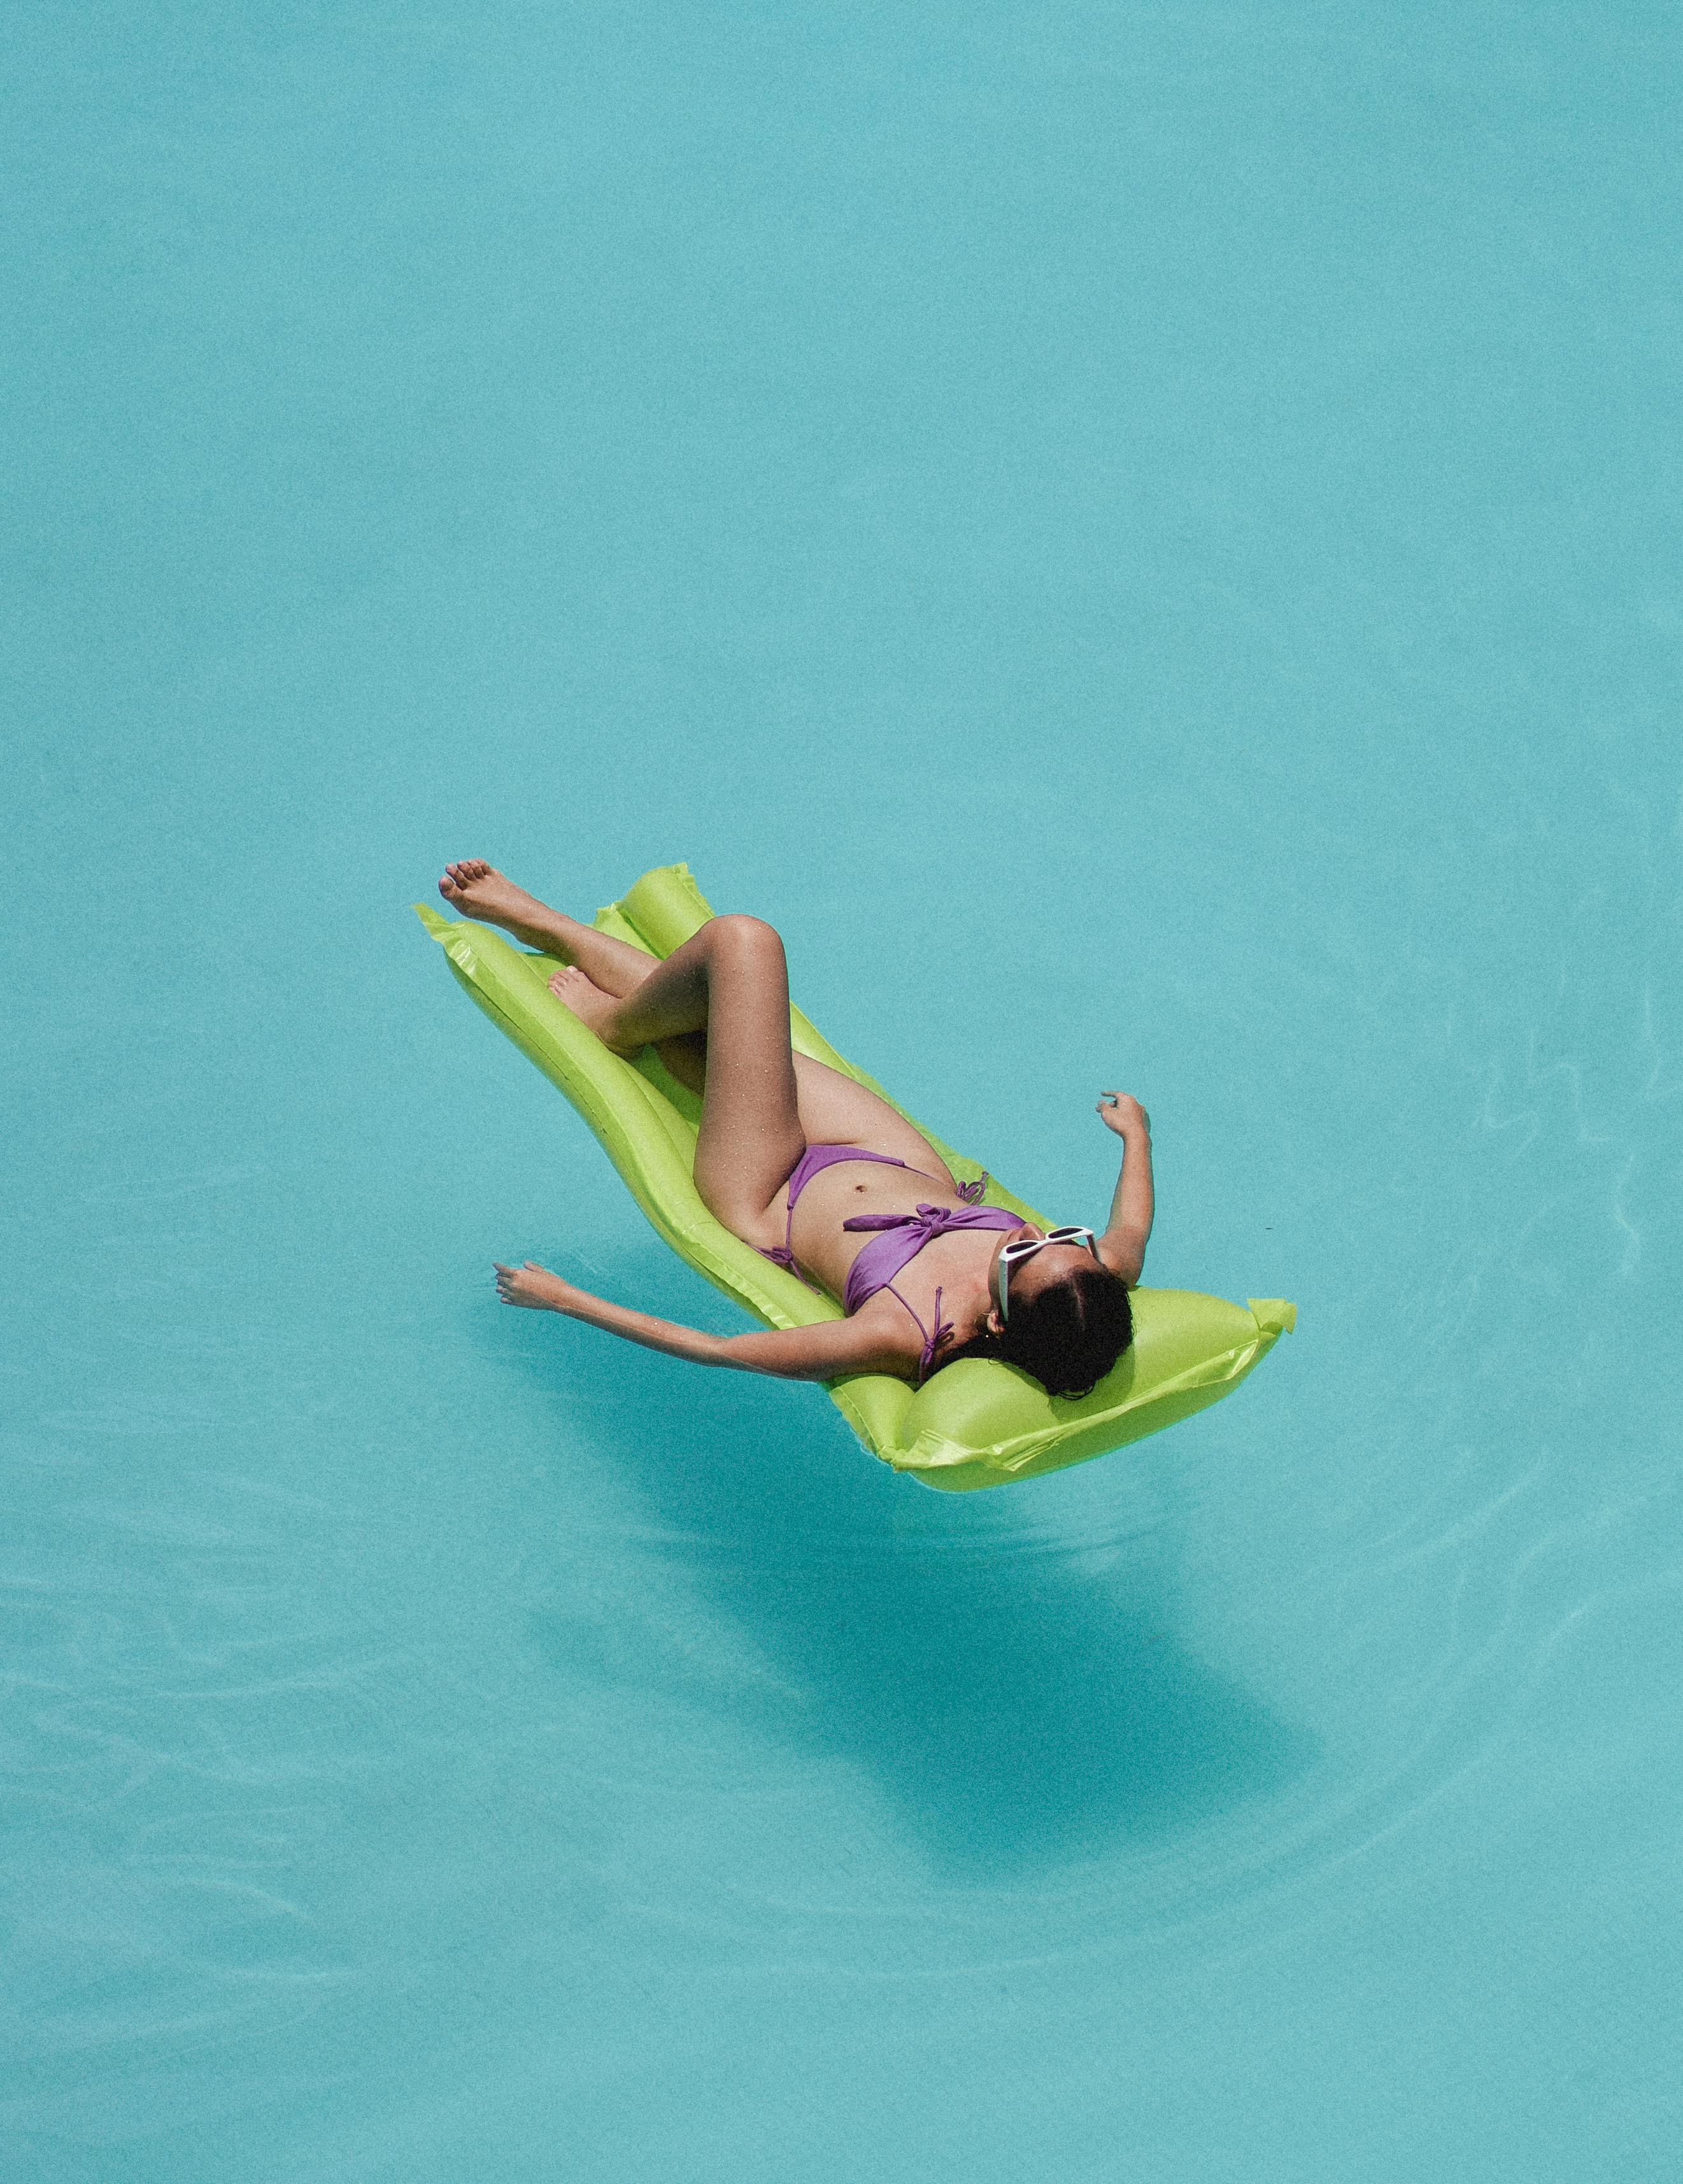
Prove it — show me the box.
[417,862,1293,1492]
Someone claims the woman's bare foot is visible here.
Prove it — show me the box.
[548,965,641,1053]
[438,860,568,949]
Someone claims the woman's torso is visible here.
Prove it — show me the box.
[744,1057,1026,1362]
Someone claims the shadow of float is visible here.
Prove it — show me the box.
[510,1249,1314,1878]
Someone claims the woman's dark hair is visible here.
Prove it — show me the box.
[937,1262,1133,1399]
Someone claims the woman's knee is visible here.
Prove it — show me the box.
[706,913,785,963]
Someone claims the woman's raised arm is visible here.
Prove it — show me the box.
[1094,1092,1154,1285]
[492,1262,910,1382]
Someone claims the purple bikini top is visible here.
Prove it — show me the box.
[758,1144,1022,1383]
[842,1201,1023,1381]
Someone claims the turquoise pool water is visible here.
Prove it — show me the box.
[8,5,1680,2177]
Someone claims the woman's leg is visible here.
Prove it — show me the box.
[439,859,707,1090]
[551,916,805,1237]
[439,862,951,1214]
[439,860,657,993]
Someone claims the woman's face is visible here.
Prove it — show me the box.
[977,1224,1097,1337]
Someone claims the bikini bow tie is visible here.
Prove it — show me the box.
[843,1202,988,1235]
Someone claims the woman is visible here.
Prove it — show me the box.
[439,861,1154,1399]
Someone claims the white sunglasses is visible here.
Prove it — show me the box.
[994,1226,1102,1322]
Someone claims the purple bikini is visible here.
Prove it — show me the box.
[760,1144,1023,1383]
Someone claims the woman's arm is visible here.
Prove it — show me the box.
[492,1262,911,1382]
[1093,1093,1154,1285]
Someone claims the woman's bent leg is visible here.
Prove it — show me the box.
[591,917,804,1233]
[441,867,817,1224]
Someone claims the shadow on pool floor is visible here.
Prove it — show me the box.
[509,1262,1316,1877]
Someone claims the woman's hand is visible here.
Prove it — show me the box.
[494,1260,578,1312]
[1097,1091,1150,1138]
